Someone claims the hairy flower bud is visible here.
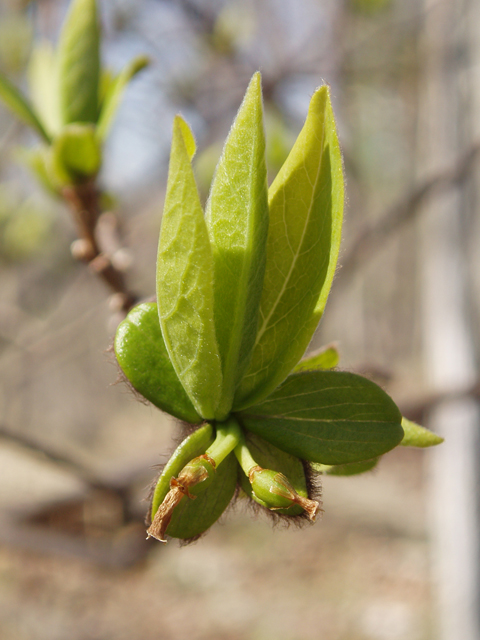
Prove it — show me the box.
[249,466,320,521]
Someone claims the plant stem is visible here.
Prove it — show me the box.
[206,416,242,466]
[62,180,138,314]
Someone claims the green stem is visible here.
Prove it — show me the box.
[206,416,242,466]
[234,430,257,476]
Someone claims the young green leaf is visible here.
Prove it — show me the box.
[96,55,149,141]
[27,41,62,137]
[51,123,101,183]
[312,458,378,476]
[57,0,100,125]
[240,431,310,516]
[0,72,51,143]
[234,85,344,409]
[238,370,403,465]
[157,116,223,420]
[293,344,340,373]
[114,302,202,424]
[205,72,269,417]
[400,417,444,447]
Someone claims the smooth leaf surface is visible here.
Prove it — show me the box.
[151,424,214,517]
[313,458,378,476]
[294,344,339,372]
[240,431,309,515]
[206,72,269,417]
[28,41,62,137]
[52,123,101,182]
[401,417,444,447]
[235,85,344,409]
[114,302,202,424]
[157,116,223,420]
[0,72,51,143]
[57,0,100,125]
[239,370,403,465]
[96,55,149,140]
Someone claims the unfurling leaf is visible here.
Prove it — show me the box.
[156,116,223,420]
[51,123,101,183]
[235,85,344,409]
[96,55,149,140]
[57,0,100,125]
[0,72,51,143]
[27,41,62,137]
[206,72,269,417]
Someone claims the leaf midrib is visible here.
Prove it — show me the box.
[252,113,326,350]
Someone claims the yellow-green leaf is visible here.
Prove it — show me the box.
[312,458,378,475]
[51,123,101,183]
[206,72,269,418]
[156,116,223,420]
[401,417,444,447]
[28,41,62,137]
[234,85,344,409]
[96,55,149,141]
[0,72,51,143]
[57,0,100,125]
[293,344,340,372]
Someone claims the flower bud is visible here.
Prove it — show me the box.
[249,466,320,521]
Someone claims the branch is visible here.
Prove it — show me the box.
[62,181,139,314]
[340,143,480,279]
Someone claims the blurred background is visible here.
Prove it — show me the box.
[0,0,479,638]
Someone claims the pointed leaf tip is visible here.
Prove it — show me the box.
[174,115,196,160]
[157,115,222,420]
[96,54,149,140]
[401,417,444,447]
[57,0,100,125]
[234,81,344,409]
[0,73,51,143]
[205,69,268,417]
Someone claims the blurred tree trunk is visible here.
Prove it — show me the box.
[419,0,480,638]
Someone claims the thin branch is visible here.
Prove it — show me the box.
[341,142,480,279]
[62,181,139,313]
